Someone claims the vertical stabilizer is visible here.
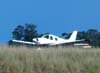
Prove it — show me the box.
[68,31,78,41]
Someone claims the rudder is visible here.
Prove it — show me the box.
[68,31,78,41]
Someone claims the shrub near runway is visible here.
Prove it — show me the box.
[0,46,100,73]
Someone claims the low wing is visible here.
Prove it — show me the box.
[12,40,36,45]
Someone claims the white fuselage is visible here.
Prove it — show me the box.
[32,34,76,45]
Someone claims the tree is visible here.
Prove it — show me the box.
[61,32,68,39]
[24,24,38,41]
[12,23,39,42]
[86,29,100,47]
[12,25,24,40]
[61,29,100,47]
[77,31,86,39]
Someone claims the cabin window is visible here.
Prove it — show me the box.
[44,35,49,39]
[50,36,53,40]
[55,38,58,41]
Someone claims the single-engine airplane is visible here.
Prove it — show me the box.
[12,31,89,46]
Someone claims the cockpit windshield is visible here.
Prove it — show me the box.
[43,35,49,39]
[42,34,58,41]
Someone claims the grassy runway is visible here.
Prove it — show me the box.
[0,46,100,73]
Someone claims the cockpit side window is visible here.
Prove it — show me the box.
[55,38,58,41]
[44,35,49,39]
[50,36,53,40]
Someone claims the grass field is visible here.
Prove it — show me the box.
[0,46,100,73]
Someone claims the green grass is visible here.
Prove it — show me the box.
[0,46,100,73]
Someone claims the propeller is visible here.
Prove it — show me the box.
[33,38,40,45]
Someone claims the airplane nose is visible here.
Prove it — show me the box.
[33,38,39,42]
[33,38,40,45]
[36,38,39,41]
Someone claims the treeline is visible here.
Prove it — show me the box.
[62,29,100,47]
[9,23,100,47]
